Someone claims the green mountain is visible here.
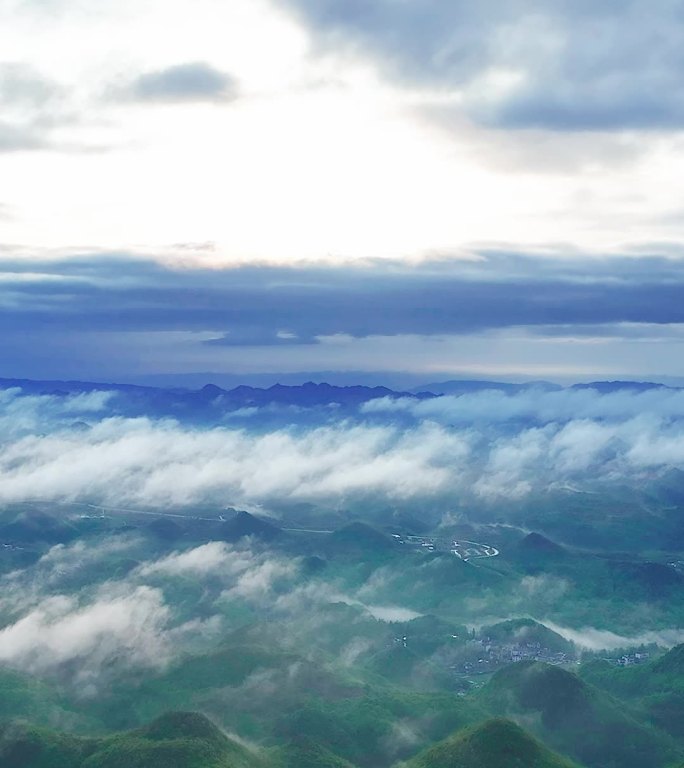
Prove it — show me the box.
[328,523,396,554]
[406,718,579,768]
[276,737,357,768]
[479,661,678,768]
[0,712,267,768]
[277,692,484,768]
[0,509,79,545]
[0,669,89,728]
[580,643,684,742]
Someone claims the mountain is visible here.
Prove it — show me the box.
[277,737,357,768]
[416,378,679,397]
[479,661,678,768]
[652,643,684,677]
[406,718,579,768]
[570,381,673,393]
[0,510,79,545]
[580,643,684,743]
[412,380,560,396]
[0,378,425,417]
[517,532,566,556]
[327,522,396,554]
[5,377,679,419]
[0,670,87,731]
[145,517,185,541]
[220,511,282,542]
[0,711,266,768]
[219,382,423,408]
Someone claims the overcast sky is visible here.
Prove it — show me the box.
[2,0,684,384]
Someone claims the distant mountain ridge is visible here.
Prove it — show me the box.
[0,378,428,420]
[412,379,562,395]
[0,377,424,407]
[416,379,677,396]
[0,377,679,420]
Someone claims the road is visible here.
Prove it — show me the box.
[451,539,500,562]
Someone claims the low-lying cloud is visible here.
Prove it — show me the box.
[4,386,684,508]
[543,621,684,652]
[0,586,171,685]
[364,386,684,424]
[0,407,464,506]
[0,539,304,686]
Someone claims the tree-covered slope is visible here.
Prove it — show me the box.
[478,661,679,768]
[580,643,684,742]
[406,718,580,768]
[0,712,267,768]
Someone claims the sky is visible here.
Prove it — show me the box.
[2,0,684,384]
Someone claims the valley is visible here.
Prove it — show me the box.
[3,381,684,767]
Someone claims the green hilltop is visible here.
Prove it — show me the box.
[478,661,679,768]
[405,718,580,768]
[0,712,267,768]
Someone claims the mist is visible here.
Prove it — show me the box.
[2,386,684,509]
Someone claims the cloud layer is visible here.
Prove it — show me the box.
[4,385,684,508]
[283,0,684,130]
[5,252,684,336]
[3,251,684,379]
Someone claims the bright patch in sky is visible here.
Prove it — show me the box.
[2,0,684,264]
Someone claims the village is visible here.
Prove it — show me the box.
[454,637,574,675]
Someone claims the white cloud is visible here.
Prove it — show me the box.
[543,621,684,652]
[364,387,684,424]
[0,411,468,505]
[0,585,171,683]
[224,559,298,601]
[0,388,112,439]
[4,387,684,509]
[138,541,250,577]
[364,605,422,623]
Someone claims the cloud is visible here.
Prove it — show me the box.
[7,385,684,508]
[0,536,305,687]
[123,62,238,104]
[0,585,172,685]
[364,386,684,424]
[205,329,320,347]
[543,621,684,652]
[281,0,684,131]
[6,251,684,379]
[0,63,63,110]
[4,252,684,341]
[223,559,298,601]
[136,541,296,593]
[0,63,73,152]
[364,605,422,622]
[138,541,248,577]
[0,388,112,440]
[0,121,48,152]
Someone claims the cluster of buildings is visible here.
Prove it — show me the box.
[606,652,650,666]
[454,638,572,674]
